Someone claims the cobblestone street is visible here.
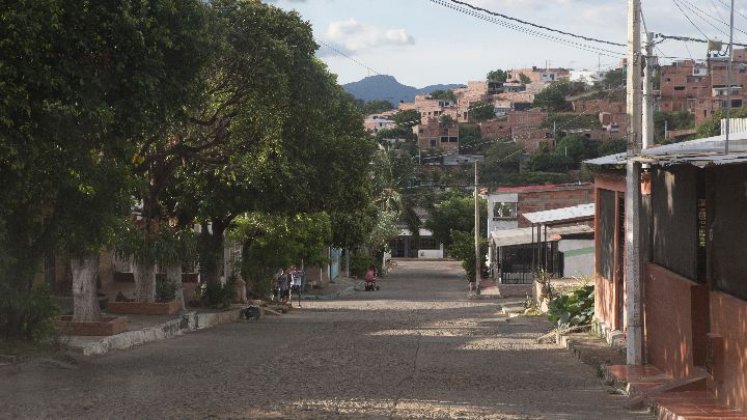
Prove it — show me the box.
[0,260,648,419]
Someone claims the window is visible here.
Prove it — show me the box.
[651,166,698,280]
[674,86,685,91]
[419,238,439,250]
[598,190,616,281]
[493,202,517,220]
[430,139,437,147]
[440,136,449,143]
[449,136,458,142]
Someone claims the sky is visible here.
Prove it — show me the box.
[265,0,747,87]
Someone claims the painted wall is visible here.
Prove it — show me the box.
[709,292,747,412]
[558,239,594,277]
[644,263,709,379]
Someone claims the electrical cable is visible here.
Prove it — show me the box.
[671,0,712,40]
[429,0,626,58]
[316,40,383,76]
[440,0,626,47]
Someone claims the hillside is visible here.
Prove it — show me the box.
[343,75,463,103]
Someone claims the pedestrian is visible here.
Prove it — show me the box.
[290,266,303,308]
[271,268,282,302]
[279,268,291,304]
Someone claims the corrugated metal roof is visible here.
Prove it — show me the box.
[584,132,747,168]
[523,203,595,225]
[490,225,593,247]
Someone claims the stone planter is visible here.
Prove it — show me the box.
[56,315,129,336]
[107,300,181,316]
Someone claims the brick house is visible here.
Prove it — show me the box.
[659,51,747,124]
[586,134,747,415]
[416,117,459,156]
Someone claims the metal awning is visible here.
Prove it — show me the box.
[490,225,593,247]
[585,132,747,168]
[523,203,595,225]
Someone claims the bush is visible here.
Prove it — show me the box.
[202,280,236,309]
[0,284,60,342]
[156,277,178,303]
[547,284,594,328]
[350,254,375,278]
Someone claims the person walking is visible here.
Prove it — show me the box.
[271,268,283,302]
[290,266,303,308]
[279,268,291,304]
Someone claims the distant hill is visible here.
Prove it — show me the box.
[342,75,464,104]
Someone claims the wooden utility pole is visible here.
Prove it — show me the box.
[642,32,655,149]
[474,161,481,295]
[625,0,644,366]
[726,0,735,155]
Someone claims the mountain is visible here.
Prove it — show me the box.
[342,75,464,104]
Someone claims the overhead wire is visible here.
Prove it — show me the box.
[316,40,383,76]
[428,0,626,58]
[671,0,711,40]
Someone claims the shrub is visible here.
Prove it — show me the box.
[155,277,178,303]
[0,284,60,342]
[202,280,236,309]
[349,254,374,278]
[547,284,594,328]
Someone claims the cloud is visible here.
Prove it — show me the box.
[323,19,414,54]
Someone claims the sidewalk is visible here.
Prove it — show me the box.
[301,276,356,300]
[555,330,747,419]
[63,306,245,356]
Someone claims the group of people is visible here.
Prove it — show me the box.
[272,266,303,307]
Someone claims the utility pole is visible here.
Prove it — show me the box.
[625,0,644,366]
[474,161,481,295]
[642,32,655,149]
[726,0,736,155]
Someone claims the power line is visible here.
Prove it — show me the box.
[316,40,383,76]
[672,0,711,40]
[428,0,625,58]
[438,0,626,48]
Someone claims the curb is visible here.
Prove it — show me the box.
[302,285,355,300]
[65,308,244,356]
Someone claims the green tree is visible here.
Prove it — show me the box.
[450,230,488,282]
[526,152,575,172]
[362,99,394,115]
[533,80,585,112]
[425,193,487,251]
[654,111,695,142]
[394,109,422,128]
[469,102,496,123]
[429,89,456,101]
[598,139,628,156]
[556,135,599,166]
[0,0,212,333]
[518,72,532,84]
[478,141,524,186]
[487,69,508,83]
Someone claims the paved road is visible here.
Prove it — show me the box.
[0,260,648,419]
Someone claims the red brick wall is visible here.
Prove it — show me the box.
[644,263,709,379]
[516,186,594,227]
[709,292,747,412]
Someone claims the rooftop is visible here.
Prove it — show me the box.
[492,182,592,194]
[490,225,594,247]
[523,203,595,225]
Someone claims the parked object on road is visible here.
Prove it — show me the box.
[240,305,261,320]
[364,264,380,291]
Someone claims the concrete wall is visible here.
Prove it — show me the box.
[644,263,709,379]
[709,291,747,412]
[558,239,594,278]
[418,248,444,259]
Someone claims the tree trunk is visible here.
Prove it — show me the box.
[199,220,225,285]
[165,263,185,311]
[71,255,101,322]
[133,261,156,303]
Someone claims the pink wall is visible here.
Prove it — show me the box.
[709,292,747,412]
[644,263,709,379]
